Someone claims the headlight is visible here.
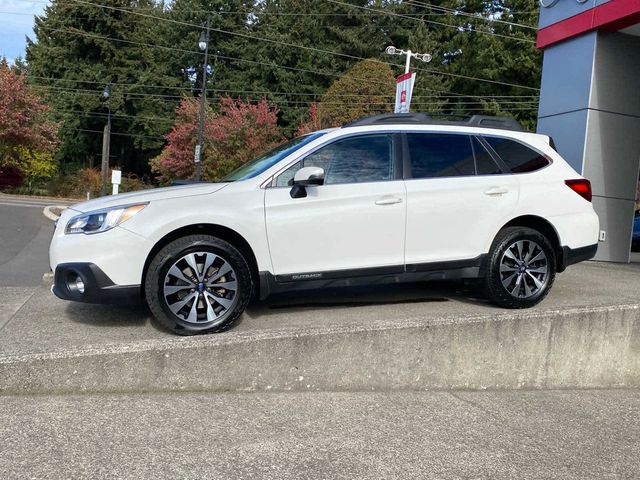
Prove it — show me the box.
[65,203,148,235]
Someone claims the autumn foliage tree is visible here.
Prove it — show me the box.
[295,102,321,137]
[0,60,59,187]
[151,97,283,183]
[316,59,396,128]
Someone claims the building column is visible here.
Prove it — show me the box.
[537,31,640,262]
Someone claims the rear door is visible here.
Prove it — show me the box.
[403,132,520,266]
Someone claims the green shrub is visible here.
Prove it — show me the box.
[48,168,149,199]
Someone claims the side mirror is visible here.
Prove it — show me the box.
[290,167,324,198]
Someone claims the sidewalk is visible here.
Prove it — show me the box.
[1,389,638,479]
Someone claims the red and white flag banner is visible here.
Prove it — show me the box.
[394,72,416,114]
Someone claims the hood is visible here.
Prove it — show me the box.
[68,182,229,213]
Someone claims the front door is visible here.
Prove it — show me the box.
[264,133,406,276]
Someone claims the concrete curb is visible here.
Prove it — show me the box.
[42,205,66,222]
[0,192,81,203]
[1,303,639,395]
[41,272,54,287]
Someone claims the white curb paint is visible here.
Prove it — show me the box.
[43,205,67,222]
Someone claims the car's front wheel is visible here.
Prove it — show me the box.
[145,234,253,335]
[484,227,556,309]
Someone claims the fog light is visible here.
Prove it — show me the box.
[75,276,85,294]
[66,271,86,296]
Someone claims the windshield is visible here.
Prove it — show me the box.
[221,132,327,182]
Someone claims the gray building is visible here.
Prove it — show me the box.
[536,0,640,262]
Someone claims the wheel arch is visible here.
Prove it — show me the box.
[141,223,260,298]
[497,215,566,272]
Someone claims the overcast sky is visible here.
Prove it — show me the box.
[0,0,47,63]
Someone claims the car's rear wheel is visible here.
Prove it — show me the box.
[484,227,556,309]
[145,234,253,335]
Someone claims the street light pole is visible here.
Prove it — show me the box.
[195,18,210,182]
[385,46,432,73]
[100,84,111,197]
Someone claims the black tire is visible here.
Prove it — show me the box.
[484,227,556,309]
[144,234,253,335]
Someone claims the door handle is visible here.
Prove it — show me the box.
[484,186,509,196]
[375,196,403,206]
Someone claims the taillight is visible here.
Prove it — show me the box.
[565,179,592,202]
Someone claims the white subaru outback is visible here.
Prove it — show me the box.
[50,113,599,335]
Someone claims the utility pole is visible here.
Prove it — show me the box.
[101,84,111,197]
[195,18,210,182]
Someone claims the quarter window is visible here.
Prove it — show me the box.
[406,133,475,178]
[472,137,503,175]
[484,136,550,173]
[275,134,394,186]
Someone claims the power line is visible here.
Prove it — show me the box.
[25,2,541,93]
[29,23,540,100]
[403,0,537,30]
[27,75,537,100]
[52,108,176,123]
[65,0,539,92]
[30,82,538,107]
[65,127,165,140]
[325,0,536,43]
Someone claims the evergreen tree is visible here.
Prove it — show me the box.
[240,0,390,131]
[26,0,177,174]
[392,0,540,127]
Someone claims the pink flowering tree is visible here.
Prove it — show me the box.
[151,96,283,183]
[295,102,321,136]
[0,60,59,180]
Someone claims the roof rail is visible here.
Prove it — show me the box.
[343,112,524,132]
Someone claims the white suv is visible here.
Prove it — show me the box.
[50,113,599,335]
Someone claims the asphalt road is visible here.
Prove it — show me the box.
[0,195,68,287]
[1,389,638,479]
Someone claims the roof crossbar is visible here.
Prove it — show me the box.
[343,113,524,132]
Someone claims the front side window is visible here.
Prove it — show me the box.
[484,136,550,173]
[222,132,326,182]
[275,134,394,186]
[407,133,475,178]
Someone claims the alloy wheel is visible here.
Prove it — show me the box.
[162,251,238,325]
[499,239,549,299]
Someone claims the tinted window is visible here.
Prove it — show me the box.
[222,132,326,181]
[484,136,550,173]
[472,137,502,175]
[274,161,301,187]
[407,133,475,178]
[276,134,393,186]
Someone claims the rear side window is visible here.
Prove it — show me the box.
[484,136,550,173]
[407,133,475,178]
[472,137,502,175]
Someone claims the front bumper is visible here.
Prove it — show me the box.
[52,262,141,304]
